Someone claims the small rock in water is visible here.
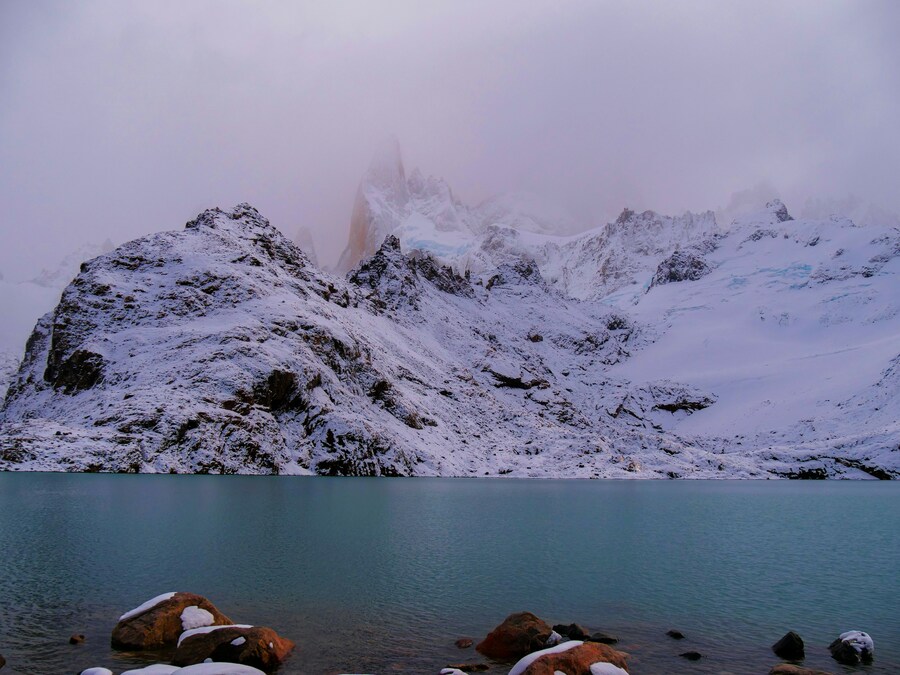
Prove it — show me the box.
[0,653,5,669]
[829,630,874,665]
[666,629,685,639]
[769,664,835,675]
[586,632,618,645]
[680,651,703,660]
[454,638,473,649]
[69,633,86,645]
[772,631,804,660]
[552,623,590,639]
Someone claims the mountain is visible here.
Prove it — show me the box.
[1,199,897,478]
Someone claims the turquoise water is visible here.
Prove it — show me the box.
[0,475,897,674]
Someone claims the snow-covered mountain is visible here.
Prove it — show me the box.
[1,194,897,478]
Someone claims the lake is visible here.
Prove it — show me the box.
[0,475,897,674]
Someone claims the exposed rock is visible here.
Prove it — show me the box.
[455,638,474,649]
[516,642,629,675]
[0,653,5,669]
[767,199,794,222]
[772,631,804,660]
[679,651,702,660]
[769,665,834,675]
[476,612,553,659]
[111,592,232,650]
[666,630,685,640]
[828,630,874,665]
[69,633,86,644]
[445,663,489,672]
[173,625,294,673]
[649,250,711,288]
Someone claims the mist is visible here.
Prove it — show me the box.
[1,0,898,279]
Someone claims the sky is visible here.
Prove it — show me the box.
[1,0,898,277]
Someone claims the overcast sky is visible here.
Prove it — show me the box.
[1,0,898,277]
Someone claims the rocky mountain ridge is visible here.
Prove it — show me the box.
[1,198,897,478]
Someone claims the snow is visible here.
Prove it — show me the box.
[838,630,874,655]
[121,666,179,675]
[119,592,176,621]
[509,641,583,675]
[178,624,253,646]
[440,670,466,675]
[170,666,265,675]
[80,670,113,675]
[546,630,563,645]
[181,605,215,630]
[230,636,246,646]
[589,663,628,675]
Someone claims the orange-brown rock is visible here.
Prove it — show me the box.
[476,612,553,659]
[172,625,294,673]
[111,592,232,650]
[769,665,834,675]
[520,642,629,675]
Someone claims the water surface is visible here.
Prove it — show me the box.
[0,475,897,674]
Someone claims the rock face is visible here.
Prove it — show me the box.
[173,625,294,673]
[772,631,804,660]
[111,593,232,650]
[476,612,553,659]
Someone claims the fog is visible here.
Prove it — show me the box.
[1,0,898,278]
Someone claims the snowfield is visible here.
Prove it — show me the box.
[0,147,897,478]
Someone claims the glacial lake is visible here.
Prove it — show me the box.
[0,475,897,675]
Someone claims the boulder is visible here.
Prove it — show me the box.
[0,653,5,669]
[511,641,629,675]
[665,630,684,639]
[679,651,702,660]
[829,631,874,665]
[552,623,590,640]
[70,633,86,644]
[772,631,804,660]
[172,625,294,673]
[769,665,834,675]
[111,592,232,650]
[455,638,473,649]
[476,612,554,659]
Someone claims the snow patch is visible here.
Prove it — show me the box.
[180,606,214,631]
[119,592,176,621]
[178,624,253,647]
[509,640,583,675]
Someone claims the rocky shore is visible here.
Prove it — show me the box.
[1,594,874,675]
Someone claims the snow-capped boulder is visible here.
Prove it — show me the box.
[828,630,874,665]
[476,612,554,659]
[508,641,629,675]
[111,592,232,650]
[173,625,294,673]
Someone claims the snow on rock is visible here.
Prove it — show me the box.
[171,666,265,675]
[80,670,114,675]
[829,630,875,664]
[508,641,583,675]
[178,625,253,647]
[838,630,874,654]
[120,592,177,621]
[181,606,215,631]
[121,666,180,675]
[230,637,246,646]
[589,663,629,675]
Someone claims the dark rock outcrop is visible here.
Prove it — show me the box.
[666,630,685,640]
[586,632,618,645]
[111,592,232,650]
[69,634,86,645]
[552,623,590,640]
[476,612,553,659]
[455,638,474,649]
[172,625,294,673]
[828,631,874,665]
[649,250,711,289]
[772,631,804,660]
[680,651,703,660]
